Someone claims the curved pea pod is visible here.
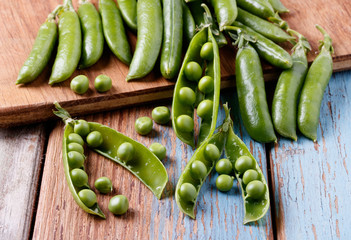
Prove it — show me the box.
[16,6,60,85]
[298,25,333,142]
[272,33,310,140]
[235,43,277,143]
[236,0,274,19]
[267,0,289,13]
[175,105,231,218]
[116,0,137,32]
[210,0,238,31]
[78,0,104,69]
[160,0,183,80]
[225,126,270,224]
[182,2,196,47]
[62,124,105,218]
[99,0,132,65]
[126,0,163,81]
[49,0,82,85]
[236,8,294,43]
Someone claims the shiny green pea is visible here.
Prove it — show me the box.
[234,156,256,174]
[215,158,233,175]
[67,142,84,155]
[198,76,214,94]
[94,74,112,92]
[149,143,167,160]
[216,174,234,192]
[135,117,153,135]
[108,195,129,215]
[242,169,260,185]
[67,151,85,168]
[78,189,97,208]
[179,87,196,105]
[204,143,220,162]
[152,106,170,125]
[67,133,84,145]
[190,160,207,180]
[246,180,265,199]
[184,61,202,82]
[117,142,135,162]
[94,176,113,194]
[70,168,88,188]
[86,131,103,148]
[179,183,197,202]
[197,100,213,119]
[176,115,194,133]
[74,120,90,137]
[70,75,89,94]
[200,42,214,60]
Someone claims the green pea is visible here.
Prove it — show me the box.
[117,142,135,163]
[200,42,214,60]
[190,160,207,180]
[234,156,256,174]
[184,61,202,82]
[78,189,97,208]
[74,120,90,137]
[176,115,194,133]
[94,176,113,194]
[198,76,214,94]
[204,143,220,162]
[149,143,167,160]
[86,131,103,148]
[67,133,84,145]
[242,169,260,185]
[152,106,170,125]
[94,74,112,92]
[67,151,85,168]
[70,75,89,94]
[197,100,213,119]
[179,87,196,105]
[215,158,233,175]
[135,117,153,135]
[216,174,234,192]
[108,195,129,215]
[70,168,88,188]
[246,180,265,200]
[67,142,84,155]
[179,183,197,202]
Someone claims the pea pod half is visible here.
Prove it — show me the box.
[175,104,231,218]
[116,0,137,32]
[225,126,270,224]
[236,0,275,19]
[49,0,82,85]
[16,6,61,85]
[298,25,333,142]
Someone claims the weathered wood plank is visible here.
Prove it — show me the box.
[0,124,46,240]
[269,71,351,239]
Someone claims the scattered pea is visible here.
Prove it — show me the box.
[152,106,170,124]
[78,189,97,208]
[117,142,135,162]
[135,117,153,135]
[184,61,202,82]
[198,76,214,94]
[70,168,88,188]
[67,151,85,168]
[197,99,213,119]
[200,42,214,60]
[179,87,196,105]
[246,180,265,200]
[176,115,194,132]
[204,143,220,162]
[149,143,167,160]
[70,75,89,94]
[234,156,256,174]
[215,158,232,175]
[190,160,207,180]
[108,195,129,215]
[86,131,103,148]
[74,120,90,137]
[179,183,197,202]
[94,74,112,92]
[67,133,84,145]
[67,142,84,155]
[94,176,113,194]
[216,174,234,192]
[242,169,260,185]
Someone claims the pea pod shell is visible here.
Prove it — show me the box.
[126,0,163,81]
[116,0,137,32]
[211,0,238,31]
[88,122,168,199]
[182,2,196,46]
[225,126,270,224]
[236,0,274,19]
[267,0,289,13]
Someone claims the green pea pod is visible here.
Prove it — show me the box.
[226,23,293,69]
[160,0,183,80]
[126,0,163,81]
[78,0,104,69]
[49,0,82,85]
[272,32,310,140]
[225,126,270,224]
[236,8,293,43]
[175,104,231,218]
[99,0,132,65]
[210,0,238,31]
[16,6,61,85]
[267,0,289,13]
[116,0,137,32]
[182,2,196,46]
[298,25,333,142]
[236,0,274,19]
[235,43,276,143]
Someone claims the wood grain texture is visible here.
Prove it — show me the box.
[269,71,351,239]
[0,124,46,240]
[33,99,273,239]
[0,0,351,127]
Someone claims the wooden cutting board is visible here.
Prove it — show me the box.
[1,0,350,127]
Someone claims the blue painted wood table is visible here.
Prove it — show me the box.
[0,71,350,239]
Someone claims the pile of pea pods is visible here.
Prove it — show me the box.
[18,0,334,223]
